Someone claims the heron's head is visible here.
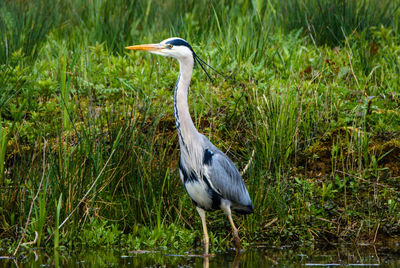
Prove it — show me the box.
[125,37,195,60]
[126,37,219,81]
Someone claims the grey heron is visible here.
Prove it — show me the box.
[125,38,254,255]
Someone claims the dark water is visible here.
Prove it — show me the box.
[1,245,400,267]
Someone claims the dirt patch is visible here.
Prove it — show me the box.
[371,139,400,178]
[305,127,400,178]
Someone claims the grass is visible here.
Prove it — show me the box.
[274,0,400,46]
[1,0,400,254]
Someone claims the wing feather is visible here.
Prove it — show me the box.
[200,135,253,213]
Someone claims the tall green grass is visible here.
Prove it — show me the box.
[274,0,400,46]
[1,0,400,252]
[0,0,64,64]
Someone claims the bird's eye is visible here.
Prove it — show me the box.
[167,44,173,49]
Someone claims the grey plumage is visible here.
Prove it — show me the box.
[201,137,253,214]
[174,73,253,215]
[126,37,253,254]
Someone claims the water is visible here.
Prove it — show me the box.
[1,245,399,267]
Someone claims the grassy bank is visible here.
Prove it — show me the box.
[1,0,399,254]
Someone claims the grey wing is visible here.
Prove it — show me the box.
[200,136,254,214]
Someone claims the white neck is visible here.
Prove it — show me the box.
[173,55,199,152]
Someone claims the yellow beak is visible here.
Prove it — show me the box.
[125,44,161,51]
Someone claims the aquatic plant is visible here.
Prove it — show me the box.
[0,0,399,254]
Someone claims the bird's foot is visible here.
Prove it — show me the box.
[233,231,241,253]
[234,238,241,253]
[202,253,215,258]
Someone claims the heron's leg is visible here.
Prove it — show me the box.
[196,207,209,255]
[225,207,241,253]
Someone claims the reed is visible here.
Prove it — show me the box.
[1,0,399,252]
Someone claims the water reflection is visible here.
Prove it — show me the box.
[1,245,400,267]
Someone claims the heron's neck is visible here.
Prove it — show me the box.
[174,57,198,151]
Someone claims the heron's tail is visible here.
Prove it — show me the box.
[233,202,254,215]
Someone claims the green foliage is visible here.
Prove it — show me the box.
[125,224,198,252]
[0,0,64,64]
[79,220,122,247]
[75,220,197,253]
[274,0,400,46]
[1,0,400,254]
[0,117,9,185]
[54,194,62,250]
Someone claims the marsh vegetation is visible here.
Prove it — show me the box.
[1,0,399,255]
